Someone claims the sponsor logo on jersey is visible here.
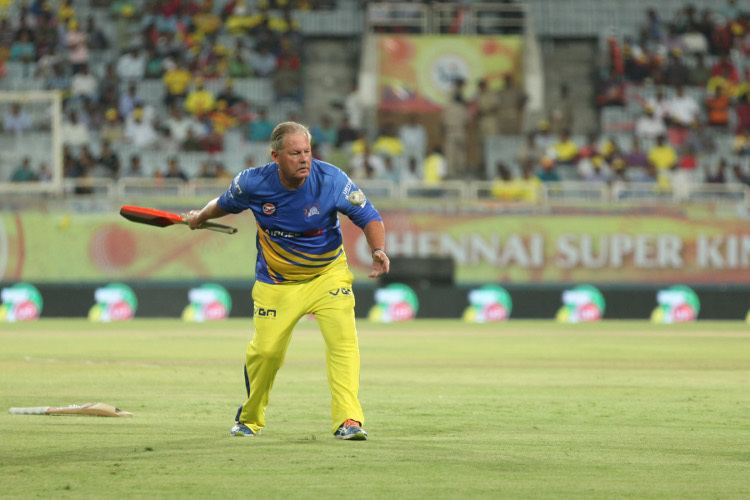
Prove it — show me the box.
[342,180,354,197]
[263,227,324,238]
[329,287,352,296]
[265,228,299,238]
[262,202,276,215]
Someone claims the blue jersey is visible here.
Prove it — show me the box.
[218,159,382,284]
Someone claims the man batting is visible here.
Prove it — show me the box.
[185,121,389,440]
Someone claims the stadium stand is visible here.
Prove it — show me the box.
[0,0,748,206]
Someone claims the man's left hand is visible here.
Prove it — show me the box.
[369,249,390,278]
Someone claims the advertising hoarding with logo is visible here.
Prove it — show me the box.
[556,285,605,323]
[183,284,232,322]
[651,285,700,323]
[3,207,750,286]
[89,283,137,322]
[368,283,419,323]
[463,284,512,322]
[0,283,43,321]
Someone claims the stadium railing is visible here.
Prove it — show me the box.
[610,182,676,203]
[366,2,430,33]
[401,180,470,200]
[2,178,747,208]
[295,4,365,36]
[431,2,526,34]
[541,181,610,204]
[366,2,526,34]
[525,0,721,38]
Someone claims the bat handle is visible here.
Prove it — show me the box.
[9,407,48,415]
[199,222,238,234]
[178,219,237,235]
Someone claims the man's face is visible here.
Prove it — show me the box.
[273,132,312,187]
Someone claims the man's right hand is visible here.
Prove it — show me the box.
[184,209,204,230]
[184,197,227,230]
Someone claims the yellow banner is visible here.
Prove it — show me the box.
[341,209,750,285]
[0,211,254,283]
[3,207,750,285]
[377,35,523,112]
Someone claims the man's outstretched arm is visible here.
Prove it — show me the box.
[363,220,390,278]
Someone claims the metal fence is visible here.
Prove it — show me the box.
[1,178,747,209]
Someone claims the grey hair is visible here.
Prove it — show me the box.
[270,121,312,152]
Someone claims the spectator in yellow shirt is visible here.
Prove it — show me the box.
[226,8,262,34]
[185,78,216,116]
[58,0,76,23]
[552,129,579,165]
[491,161,541,203]
[163,63,192,108]
[210,100,237,135]
[192,7,222,36]
[647,135,678,189]
[373,124,404,159]
[491,162,521,201]
[733,128,750,156]
[422,146,447,185]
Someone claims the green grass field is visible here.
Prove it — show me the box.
[1,320,749,498]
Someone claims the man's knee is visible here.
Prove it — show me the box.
[247,343,286,364]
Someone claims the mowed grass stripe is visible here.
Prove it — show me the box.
[1,320,749,498]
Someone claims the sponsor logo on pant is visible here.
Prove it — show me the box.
[254,307,277,318]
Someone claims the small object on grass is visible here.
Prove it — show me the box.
[8,402,133,417]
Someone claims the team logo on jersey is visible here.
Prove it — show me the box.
[304,204,320,218]
[262,202,276,215]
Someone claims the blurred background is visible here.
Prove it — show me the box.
[0,0,749,320]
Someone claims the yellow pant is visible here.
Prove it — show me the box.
[238,259,364,434]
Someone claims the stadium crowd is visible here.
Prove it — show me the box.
[1,0,750,201]
[0,0,329,181]
[580,2,750,188]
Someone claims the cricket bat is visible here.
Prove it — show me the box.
[8,402,133,417]
[120,205,238,235]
